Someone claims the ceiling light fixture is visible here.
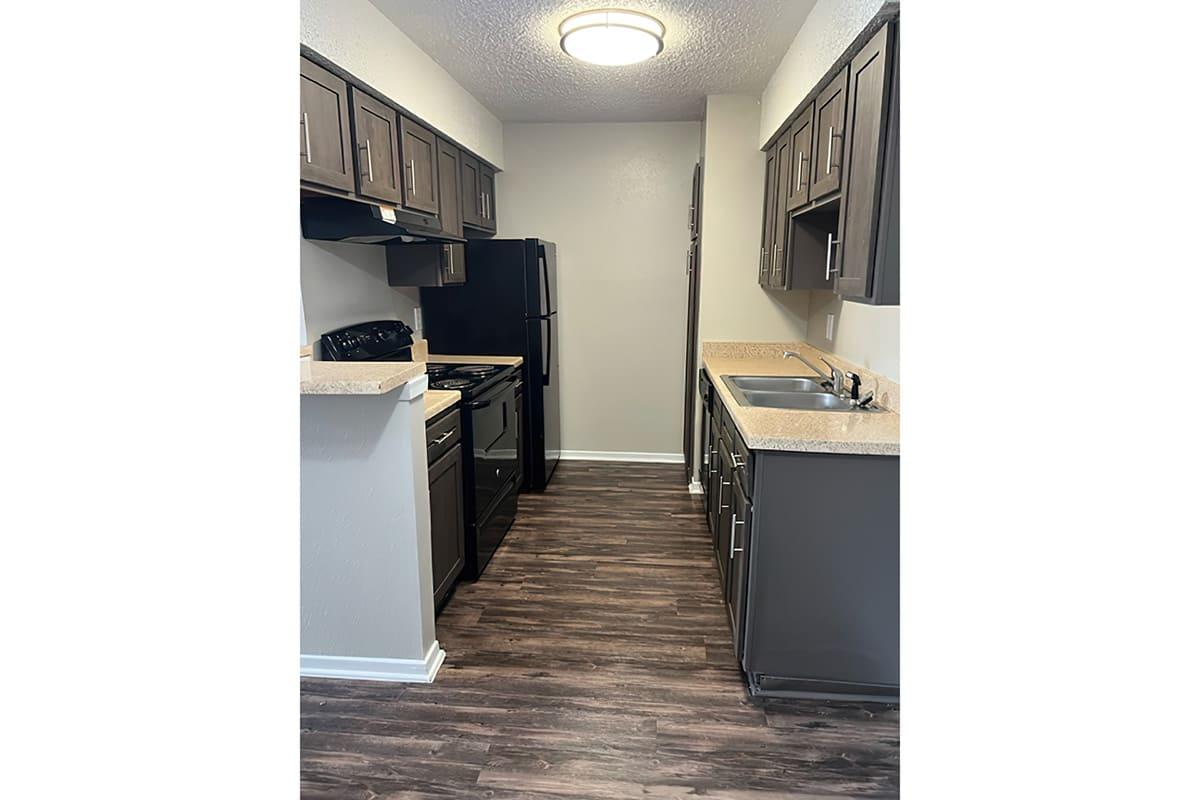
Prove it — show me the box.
[559,9,665,66]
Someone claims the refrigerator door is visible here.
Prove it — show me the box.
[525,311,560,488]
[525,239,557,319]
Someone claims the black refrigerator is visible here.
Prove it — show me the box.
[420,238,560,491]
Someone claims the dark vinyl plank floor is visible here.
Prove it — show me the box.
[301,461,899,798]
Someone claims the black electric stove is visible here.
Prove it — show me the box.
[317,321,523,582]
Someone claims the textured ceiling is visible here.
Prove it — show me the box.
[369,0,818,122]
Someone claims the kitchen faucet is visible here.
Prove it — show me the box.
[782,350,842,394]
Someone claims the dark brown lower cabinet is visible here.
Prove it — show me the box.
[701,368,898,701]
[427,411,465,612]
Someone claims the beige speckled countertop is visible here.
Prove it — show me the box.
[703,342,899,456]
[427,353,524,366]
[300,360,425,396]
[424,389,461,421]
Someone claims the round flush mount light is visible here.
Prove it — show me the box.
[559,9,665,66]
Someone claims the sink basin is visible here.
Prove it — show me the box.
[720,374,885,413]
[740,390,862,411]
[727,375,828,393]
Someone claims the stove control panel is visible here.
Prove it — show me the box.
[319,320,414,361]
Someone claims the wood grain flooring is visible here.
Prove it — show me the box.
[301,462,899,798]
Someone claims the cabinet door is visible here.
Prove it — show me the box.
[715,437,734,591]
[400,116,440,215]
[706,399,722,540]
[460,153,484,228]
[809,66,849,201]
[350,88,402,204]
[300,58,355,192]
[835,23,896,301]
[786,104,815,211]
[429,443,465,608]
[480,166,497,231]
[728,476,752,662]
[436,139,463,237]
[769,135,792,288]
[759,147,777,287]
[442,243,466,285]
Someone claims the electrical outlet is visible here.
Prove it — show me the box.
[825,313,835,341]
[413,307,423,336]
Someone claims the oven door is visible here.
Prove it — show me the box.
[468,376,519,522]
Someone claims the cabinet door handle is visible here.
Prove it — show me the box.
[363,138,374,182]
[732,454,744,468]
[826,126,834,174]
[301,112,311,163]
[407,159,416,192]
[825,233,841,278]
[433,429,456,445]
[719,478,731,510]
[730,513,744,559]
[485,193,491,219]
[796,152,804,191]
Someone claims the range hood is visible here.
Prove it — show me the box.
[300,195,464,245]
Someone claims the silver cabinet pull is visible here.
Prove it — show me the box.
[485,193,491,219]
[732,454,744,468]
[825,232,841,279]
[730,513,745,559]
[433,429,456,445]
[826,126,833,174]
[407,159,415,192]
[719,478,731,510]
[796,152,804,191]
[363,138,374,182]
[480,192,486,218]
[301,112,311,163]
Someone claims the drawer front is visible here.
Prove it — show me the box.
[426,408,461,464]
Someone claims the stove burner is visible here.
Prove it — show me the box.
[426,364,453,376]
[453,365,499,376]
[435,378,473,390]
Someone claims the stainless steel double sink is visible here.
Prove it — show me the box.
[721,375,885,412]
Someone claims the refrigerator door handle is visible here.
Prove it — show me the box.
[542,315,552,387]
[538,244,552,317]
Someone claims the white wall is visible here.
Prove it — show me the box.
[759,0,891,147]
[759,0,900,381]
[497,122,702,457]
[697,95,811,345]
[300,239,420,347]
[300,0,503,167]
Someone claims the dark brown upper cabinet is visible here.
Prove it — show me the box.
[759,145,778,287]
[349,88,403,204]
[460,152,484,228]
[400,116,440,215]
[300,58,355,192]
[387,242,466,287]
[768,135,792,288]
[834,22,898,305]
[479,165,497,231]
[786,104,815,211]
[809,66,849,201]
[436,139,463,238]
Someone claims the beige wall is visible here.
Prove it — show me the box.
[497,122,702,457]
[760,0,899,380]
[299,239,419,347]
[697,95,811,345]
[300,0,504,167]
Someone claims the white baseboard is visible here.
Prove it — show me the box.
[687,479,704,495]
[300,640,446,683]
[556,450,684,464]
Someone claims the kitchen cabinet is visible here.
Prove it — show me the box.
[426,408,465,611]
[460,153,484,228]
[700,366,898,699]
[400,116,440,215]
[300,57,355,192]
[758,146,777,287]
[786,104,815,211]
[834,22,899,305]
[479,165,497,231]
[689,161,702,240]
[809,66,848,201]
[436,139,463,238]
[387,242,466,287]
[767,135,792,289]
[349,88,403,204]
